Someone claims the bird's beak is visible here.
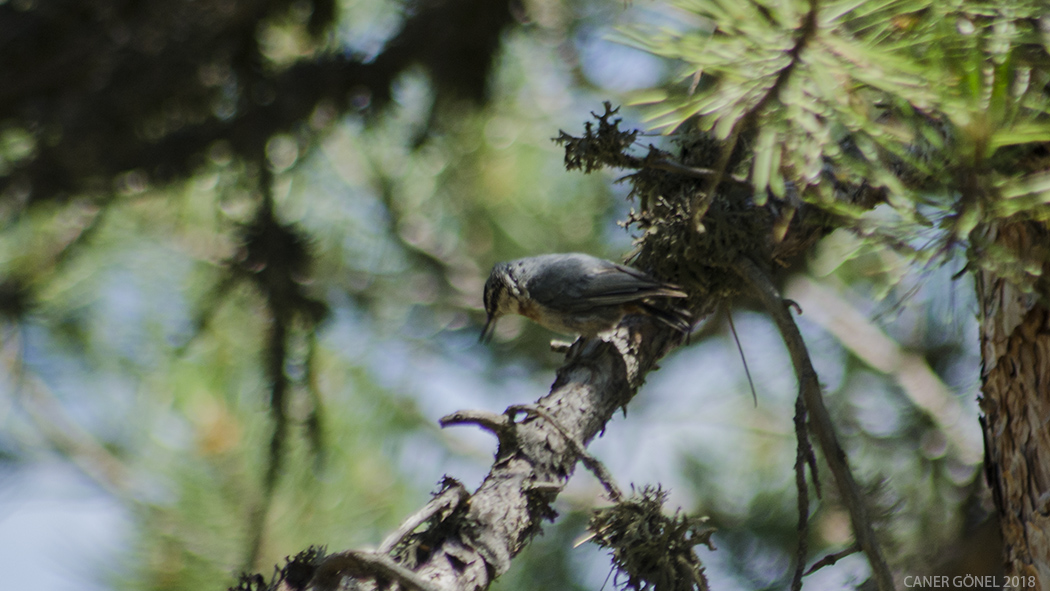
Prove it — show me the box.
[480,316,497,344]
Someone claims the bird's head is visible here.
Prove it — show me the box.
[481,263,518,343]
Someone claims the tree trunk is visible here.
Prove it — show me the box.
[976,220,1050,589]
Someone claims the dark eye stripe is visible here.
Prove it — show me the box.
[484,280,504,313]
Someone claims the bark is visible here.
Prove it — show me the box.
[310,318,685,591]
[976,219,1050,588]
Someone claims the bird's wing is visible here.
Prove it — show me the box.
[528,256,684,312]
[573,264,685,307]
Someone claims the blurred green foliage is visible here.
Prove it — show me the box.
[0,0,1008,589]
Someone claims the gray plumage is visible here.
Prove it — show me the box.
[481,253,691,341]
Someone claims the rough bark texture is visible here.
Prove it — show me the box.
[423,325,680,589]
[976,220,1050,588]
[310,318,684,591]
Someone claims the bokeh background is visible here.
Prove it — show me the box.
[0,0,989,589]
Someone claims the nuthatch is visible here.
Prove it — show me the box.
[481,253,691,342]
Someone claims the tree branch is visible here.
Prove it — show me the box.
[377,479,470,555]
[734,257,895,591]
[291,320,684,591]
[507,403,624,502]
[312,551,444,591]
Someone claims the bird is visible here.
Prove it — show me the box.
[480,253,691,342]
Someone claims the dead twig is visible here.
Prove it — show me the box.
[805,543,861,576]
[735,256,894,591]
[311,550,443,591]
[378,479,470,555]
[509,404,623,502]
[790,394,819,591]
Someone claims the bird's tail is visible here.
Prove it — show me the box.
[639,302,693,334]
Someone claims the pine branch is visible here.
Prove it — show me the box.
[735,257,895,591]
